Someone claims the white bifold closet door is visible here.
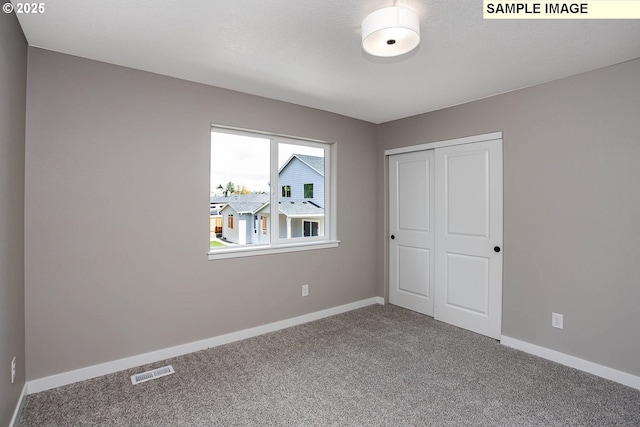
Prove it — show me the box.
[389,137,503,339]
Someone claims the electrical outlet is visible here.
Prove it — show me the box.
[11,356,16,384]
[302,284,309,297]
[552,312,564,329]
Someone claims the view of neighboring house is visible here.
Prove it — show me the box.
[211,154,325,245]
[214,193,269,245]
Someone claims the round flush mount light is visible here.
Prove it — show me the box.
[362,6,420,57]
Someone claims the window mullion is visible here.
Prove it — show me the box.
[270,138,279,245]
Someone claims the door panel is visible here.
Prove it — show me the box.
[446,151,489,237]
[398,246,431,297]
[435,139,503,339]
[389,151,435,316]
[444,253,489,314]
[399,160,430,231]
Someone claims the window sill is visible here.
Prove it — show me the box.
[208,240,340,260]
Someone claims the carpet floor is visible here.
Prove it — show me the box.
[17,304,640,426]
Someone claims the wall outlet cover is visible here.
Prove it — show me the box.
[552,312,564,329]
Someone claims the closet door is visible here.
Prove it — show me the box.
[389,150,435,316]
[434,139,503,339]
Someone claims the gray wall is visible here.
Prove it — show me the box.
[0,11,27,426]
[22,44,640,384]
[378,58,640,376]
[24,48,379,380]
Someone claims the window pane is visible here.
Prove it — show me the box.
[278,142,325,239]
[304,183,313,198]
[211,131,270,248]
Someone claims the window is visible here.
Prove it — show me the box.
[304,183,313,199]
[303,220,319,237]
[210,126,337,258]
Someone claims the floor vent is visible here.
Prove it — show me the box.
[131,365,175,385]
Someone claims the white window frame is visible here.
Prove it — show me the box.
[209,126,339,260]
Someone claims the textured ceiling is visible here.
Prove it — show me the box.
[13,0,640,123]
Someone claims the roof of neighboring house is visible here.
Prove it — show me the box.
[219,194,269,214]
[277,200,324,217]
[223,202,262,214]
[279,154,324,176]
[211,193,268,204]
[217,194,324,217]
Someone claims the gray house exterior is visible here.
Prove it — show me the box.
[216,194,269,245]
[213,154,325,244]
[278,154,325,208]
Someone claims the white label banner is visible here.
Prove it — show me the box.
[483,1,640,19]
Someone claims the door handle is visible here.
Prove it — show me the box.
[391,235,395,240]
[494,246,501,253]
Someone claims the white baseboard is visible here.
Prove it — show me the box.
[27,296,384,394]
[9,383,28,427]
[501,335,640,391]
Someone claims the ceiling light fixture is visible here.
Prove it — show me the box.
[361,6,420,57]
